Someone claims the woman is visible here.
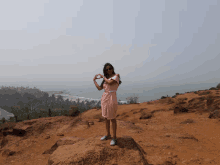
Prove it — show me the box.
[93,63,122,146]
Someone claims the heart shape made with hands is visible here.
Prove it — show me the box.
[96,74,102,79]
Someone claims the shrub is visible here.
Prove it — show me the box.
[161,96,167,99]
[198,91,211,95]
[0,121,16,131]
[200,97,206,101]
[126,94,139,104]
[176,98,187,104]
[176,93,179,95]
[166,97,175,104]
[216,83,220,89]
[70,109,80,117]
[1,117,6,124]
[209,87,217,90]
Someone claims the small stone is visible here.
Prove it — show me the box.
[88,121,94,125]
[57,133,64,136]
[45,135,50,139]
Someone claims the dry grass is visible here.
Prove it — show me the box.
[169,97,188,111]
[166,97,175,104]
[139,111,153,119]
[0,121,17,131]
[158,97,175,104]
[93,113,102,119]
[198,91,211,96]
[92,113,105,122]
[147,101,154,105]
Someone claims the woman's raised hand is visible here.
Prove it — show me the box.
[97,74,104,78]
[93,74,102,81]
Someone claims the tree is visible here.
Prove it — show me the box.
[2,117,6,123]
[48,108,52,117]
[29,98,41,112]
[126,94,139,104]
[41,92,50,110]
[21,93,36,108]
[84,100,91,110]
[17,100,25,109]
[56,95,64,106]
[51,94,56,103]
[95,100,101,109]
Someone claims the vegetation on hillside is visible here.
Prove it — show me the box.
[0,85,137,124]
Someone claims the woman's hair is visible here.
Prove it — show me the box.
[100,63,122,88]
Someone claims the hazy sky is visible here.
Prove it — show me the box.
[0,0,220,102]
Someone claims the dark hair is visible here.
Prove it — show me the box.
[100,63,122,88]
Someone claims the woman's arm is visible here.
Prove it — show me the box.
[116,74,120,77]
[97,74,119,85]
[94,80,101,90]
[103,76,118,85]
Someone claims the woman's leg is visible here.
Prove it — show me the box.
[105,118,110,136]
[111,119,117,139]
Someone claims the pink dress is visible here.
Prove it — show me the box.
[101,74,120,120]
